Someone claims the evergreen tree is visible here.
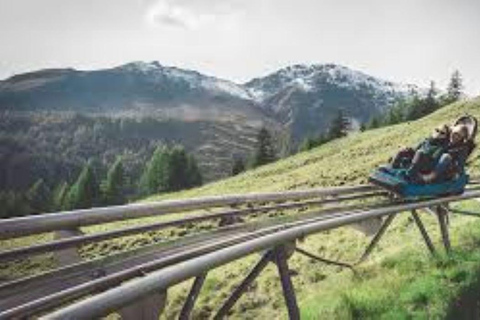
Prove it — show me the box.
[186,154,203,188]
[52,182,69,211]
[424,81,439,114]
[166,146,189,191]
[27,179,51,213]
[252,127,276,168]
[367,115,382,129]
[65,160,100,210]
[231,157,246,176]
[328,110,350,139]
[139,146,169,196]
[446,70,463,103]
[102,157,126,206]
[405,95,423,121]
[298,137,317,152]
[405,82,439,121]
[385,101,406,125]
[277,130,293,158]
[0,191,31,219]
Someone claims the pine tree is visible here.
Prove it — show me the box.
[166,146,190,191]
[368,116,381,129]
[405,82,439,121]
[277,130,293,158]
[328,110,350,139]
[65,161,100,210]
[298,137,317,152]
[252,127,276,168]
[446,70,463,103]
[424,81,439,114]
[139,146,169,196]
[27,179,51,214]
[385,101,406,125]
[102,157,126,206]
[231,157,246,176]
[186,154,203,188]
[52,182,69,211]
[0,191,31,218]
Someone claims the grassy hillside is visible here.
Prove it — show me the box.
[2,97,480,319]
[147,97,480,201]
[148,97,480,319]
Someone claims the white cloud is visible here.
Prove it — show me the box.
[145,0,244,29]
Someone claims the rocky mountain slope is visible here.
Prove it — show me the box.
[245,64,417,140]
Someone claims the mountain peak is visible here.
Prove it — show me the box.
[245,63,419,103]
[118,61,163,73]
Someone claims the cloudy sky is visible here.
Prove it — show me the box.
[1,0,479,94]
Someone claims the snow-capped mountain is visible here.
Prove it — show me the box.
[246,64,416,103]
[0,61,423,186]
[0,61,264,123]
[118,61,253,101]
[245,64,419,140]
[0,61,419,141]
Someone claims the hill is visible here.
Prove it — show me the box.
[3,98,479,319]
[140,96,480,319]
[147,97,480,200]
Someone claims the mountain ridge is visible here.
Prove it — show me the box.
[0,61,420,138]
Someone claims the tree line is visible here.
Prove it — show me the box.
[231,70,466,173]
[0,145,202,219]
[363,70,464,130]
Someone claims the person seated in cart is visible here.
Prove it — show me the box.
[387,120,475,184]
[421,124,473,183]
[389,124,451,181]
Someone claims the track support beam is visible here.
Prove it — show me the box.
[214,251,273,319]
[356,214,396,264]
[411,210,436,255]
[179,273,207,320]
[295,247,354,271]
[436,205,451,253]
[274,245,300,320]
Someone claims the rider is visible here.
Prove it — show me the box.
[390,124,450,181]
[420,124,472,183]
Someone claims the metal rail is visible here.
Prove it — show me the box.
[1,181,479,319]
[0,202,388,319]
[0,185,377,239]
[0,191,384,262]
[42,190,480,319]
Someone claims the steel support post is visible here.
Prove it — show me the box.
[179,273,207,320]
[410,210,436,255]
[295,247,354,270]
[119,291,167,320]
[214,251,273,319]
[274,245,300,320]
[356,214,396,264]
[436,206,451,253]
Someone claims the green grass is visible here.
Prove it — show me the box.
[300,201,480,319]
[2,97,480,318]
[145,97,480,200]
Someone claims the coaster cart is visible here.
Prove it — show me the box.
[369,115,478,200]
